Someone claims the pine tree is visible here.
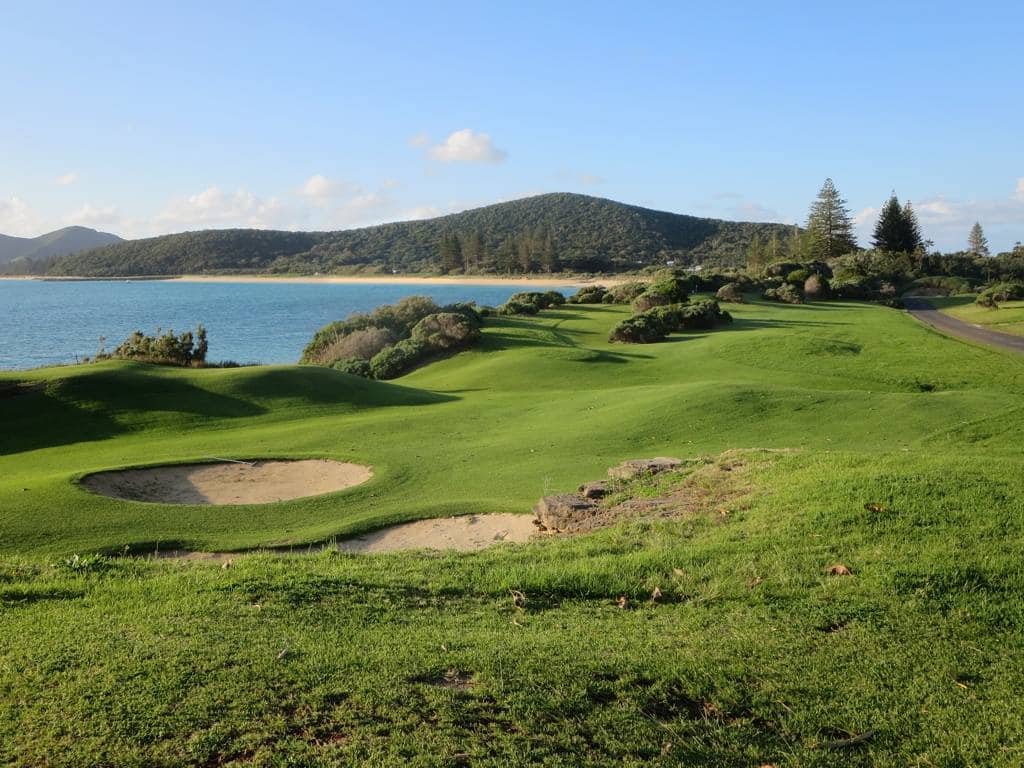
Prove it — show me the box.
[463,230,480,272]
[806,178,857,259]
[766,232,781,262]
[872,193,905,252]
[437,234,454,273]
[968,222,990,257]
[902,201,923,253]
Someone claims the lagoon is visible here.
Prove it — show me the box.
[0,278,570,370]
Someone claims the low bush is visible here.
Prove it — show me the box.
[632,277,689,312]
[608,314,666,343]
[977,281,1024,306]
[716,282,744,303]
[508,291,566,309]
[786,268,811,285]
[369,338,430,379]
[318,326,399,364]
[568,285,607,304]
[497,300,540,316]
[763,284,803,304]
[907,276,971,296]
[601,282,648,304]
[112,325,208,366]
[302,296,442,364]
[332,357,373,378]
[411,312,481,349]
[803,274,831,300]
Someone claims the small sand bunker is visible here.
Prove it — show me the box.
[338,513,535,553]
[82,459,372,505]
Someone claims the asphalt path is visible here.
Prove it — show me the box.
[903,297,1024,355]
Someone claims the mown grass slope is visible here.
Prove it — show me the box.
[1,298,1023,766]
[934,294,1024,337]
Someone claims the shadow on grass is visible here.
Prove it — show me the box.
[0,587,85,605]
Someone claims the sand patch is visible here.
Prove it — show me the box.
[338,513,535,553]
[82,459,372,505]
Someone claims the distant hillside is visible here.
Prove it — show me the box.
[0,226,123,270]
[50,193,792,276]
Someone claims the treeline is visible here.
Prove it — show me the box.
[47,193,792,277]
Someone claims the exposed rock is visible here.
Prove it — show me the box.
[578,481,609,499]
[533,493,600,533]
[607,457,682,480]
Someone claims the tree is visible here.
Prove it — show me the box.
[902,201,923,253]
[746,233,766,272]
[872,193,923,253]
[806,178,857,259]
[968,222,990,257]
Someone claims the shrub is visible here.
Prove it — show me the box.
[675,299,732,331]
[763,284,803,304]
[830,278,872,300]
[602,282,648,304]
[317,326,399,364]
[301,296,441,363]
[715,282,744,303]
[411,312,481,350]
[786,268,811,285]
[332,357,373,378]
[803,274,831,300]
[369,338,430,379]
[568,285,607,304]
[508,291,565,309]
[906,276,970,297]
[632,278,689,312]
[608,315,666,343]
[497,300,540,316]
[977,281,1024,305]
[112,325,208,366]
[764,261,804,278]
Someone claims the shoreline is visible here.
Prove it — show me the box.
[2,274,625,288]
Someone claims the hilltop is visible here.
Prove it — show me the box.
[0,225,122,269]
[46,193,792,277]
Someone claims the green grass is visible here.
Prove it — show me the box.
[2,298,1023,766]
[933,295,1024,337]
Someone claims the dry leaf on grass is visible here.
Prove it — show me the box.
[828,564,853,576]
[651,586,663,602]
[672,567,686,576]
[616,595,629,610]
[747,576,765,588]
[510,589,527,609]
[863,502,887,513]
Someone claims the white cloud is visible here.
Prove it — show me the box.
[428,129,507,164]
[326,192,397,229]
[54,172,79,187]
[0,196,44,236]
[66,203,122,230]
[156,187,289,231]
[1015,177,1024,202]
[297,174,357,203]
[853,206,877,226]
[408,132,431,148]
[398,205,441,220]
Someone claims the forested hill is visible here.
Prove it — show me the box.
[48,193,792,276]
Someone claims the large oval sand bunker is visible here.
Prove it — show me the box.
[82,460,373,505]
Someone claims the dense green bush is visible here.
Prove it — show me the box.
[112,326,208,366]
[906,276,971,296]
[786,268,811,285]
[331,357,373,377]
[507,291,566,309]
[302,296,442,364]
[763,284,803,304]
[715,282,744,303]
[601,282,648,304]
[977,281,1024,305]
[803,274,831,300]
[608,314,666,343]
[632,277,689,312]
[411,312,481,349]
[369,338,430,379]
[568,285,607,304]
[497,300,540,316]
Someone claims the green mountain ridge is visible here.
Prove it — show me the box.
[46,193,792,276]
[0,225,123,267]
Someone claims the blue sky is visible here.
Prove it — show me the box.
[1,0,1022,251]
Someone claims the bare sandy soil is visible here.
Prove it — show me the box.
[337,513,536,553]
[152,513,536,561]
[82,459,372,505]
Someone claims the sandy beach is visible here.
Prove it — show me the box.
[166,274,616,288]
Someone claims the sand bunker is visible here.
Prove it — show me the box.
[82,459,372,505]
[337,513,536,553]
